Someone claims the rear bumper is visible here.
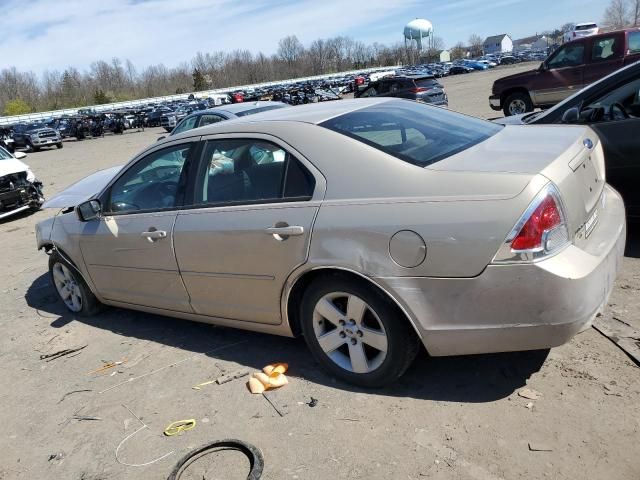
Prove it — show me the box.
[489,94,502,110]
[377,184,626,356]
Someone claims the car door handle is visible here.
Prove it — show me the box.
[264,225,304,239]
[141,230,167,242]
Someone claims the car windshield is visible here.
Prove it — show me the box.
[0,147,13,160]
[234,104,288,117]
[321,101,502,167]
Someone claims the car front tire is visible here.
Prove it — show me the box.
[49,252,101,316]
[300,275,421,387]
[503,91,533,116]
[56,142,63,149]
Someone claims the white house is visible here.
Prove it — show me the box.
[439,50,451,62]
[483,34,513,54]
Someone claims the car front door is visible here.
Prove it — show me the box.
[585,77,640,218]
[531,41,586,105]
[173,135,324,324]
[79,140,198,311]
[584,33,624,85]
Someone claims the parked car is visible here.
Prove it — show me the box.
[499,56,519,65]
[490,28,640,116]
[355,75,448,106]
[0,148,44,220]
[165,101,290,137]
[564,22,599,43]
[36,98,625,387]
[449,65,473,75]
[495,60,640,219]
[463,61,489,71]
[11,123,63,151]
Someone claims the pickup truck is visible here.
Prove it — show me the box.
[490,28,640,116]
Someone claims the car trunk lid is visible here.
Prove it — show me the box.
[429,124,605,241]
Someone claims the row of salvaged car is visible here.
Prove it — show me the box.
[21,57,638,388]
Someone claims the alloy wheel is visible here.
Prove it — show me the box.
[312,292,388,374]
[509,99,527,115]
[52,262,83,312]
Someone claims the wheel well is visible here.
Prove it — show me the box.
[501,87,531,103]
[286,268,421,340]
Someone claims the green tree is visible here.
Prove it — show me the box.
[192,68,207,91]
[3,99,32,116]
[93,89,111,104]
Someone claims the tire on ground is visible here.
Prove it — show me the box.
[300,274,421,387]
[503,91,534,116]
[48,251,102,316]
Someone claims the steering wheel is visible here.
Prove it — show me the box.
[159,181,178,197]
[111,201,140,212]
[609,102,629,121]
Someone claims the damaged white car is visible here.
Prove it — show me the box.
[0,147,44,220]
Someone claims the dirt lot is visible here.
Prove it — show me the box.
[1,65,639,480]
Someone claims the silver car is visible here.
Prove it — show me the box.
[36,98,626,387]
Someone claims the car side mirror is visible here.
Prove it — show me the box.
[561,107,580,124]
[14,151,27,160]
[77,199,101,222]
[157,136,165,141]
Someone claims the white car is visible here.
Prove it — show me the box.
[0,148,44,220]
[564,23,599,42]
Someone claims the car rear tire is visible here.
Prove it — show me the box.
[49,252,101,316]
[503,91,533,116]
[56,143,63,149]
[300,275,421,387]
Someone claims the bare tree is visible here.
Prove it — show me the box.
[630,0,640,26]
[603,0,630,28]
[450,42,466,60]
[468,34,484,57]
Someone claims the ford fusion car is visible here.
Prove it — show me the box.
[35,98,625,387]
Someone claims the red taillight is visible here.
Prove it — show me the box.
[355,76,364,85]
[409,87,429,93]
[511,195,562,251]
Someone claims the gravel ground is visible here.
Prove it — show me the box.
[1,66,639,480]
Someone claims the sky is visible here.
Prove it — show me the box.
[0,0,607,75]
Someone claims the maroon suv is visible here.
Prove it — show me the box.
[490,28,640,116]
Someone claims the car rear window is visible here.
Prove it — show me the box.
[415,78,439,88]
[321,101,502,167]
[234,104,287,117]
[576,24,597,30]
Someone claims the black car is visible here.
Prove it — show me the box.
[495,61,640,219]
[448,65,473,75]
[12,123,62,151]
[354,75,448,106]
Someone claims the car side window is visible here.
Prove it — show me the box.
[359,85,378,97]
[194,139,314,206]
[628,31,640,53]
[198,114,225,127]
[591,36,621,62]
[547,43,585,69]
[173,116,198,135]
[108,143,193,214]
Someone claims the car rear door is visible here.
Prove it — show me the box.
[79,139,198,311]
[584,33,625,85]
[173,134,325,325]
[530,41,586,105]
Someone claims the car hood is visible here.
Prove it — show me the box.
[494,68,538,84]
[493,112,532,125]
[42,165,122,208]
[429,124,588,174]
[0,158,29,176]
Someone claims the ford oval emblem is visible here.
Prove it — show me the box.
[583,138,594,149]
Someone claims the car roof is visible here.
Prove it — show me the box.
[212,101,283,115]
[184,98,395,132]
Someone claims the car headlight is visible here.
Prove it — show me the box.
[26,169,36,182]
